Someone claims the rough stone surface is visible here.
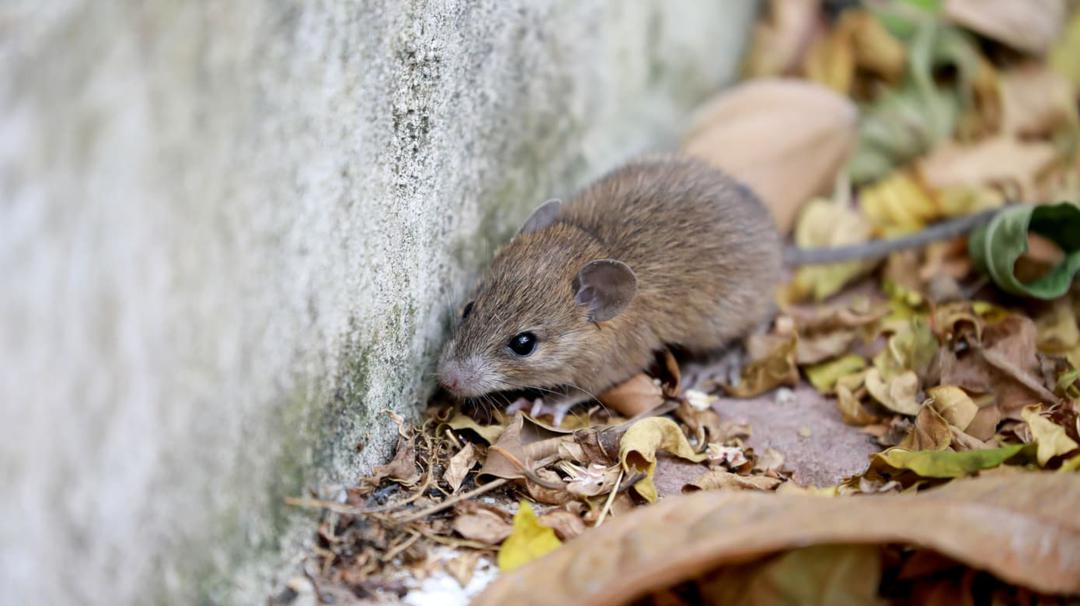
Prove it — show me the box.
[0,1,756,603]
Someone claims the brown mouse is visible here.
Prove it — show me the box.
[437,155,783,414]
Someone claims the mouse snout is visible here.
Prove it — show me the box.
[438,356,491,398]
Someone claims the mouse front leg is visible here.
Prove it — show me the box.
[505,391,592,427]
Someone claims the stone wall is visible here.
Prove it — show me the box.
[0,1,755,603]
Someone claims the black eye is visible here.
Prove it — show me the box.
[508,332,537,356]
[462,301,474,319]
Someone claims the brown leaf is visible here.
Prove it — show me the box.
[945,0,1066,55]
[597,373,663,417]
[443,551,481,588]
[371,434,421,486]
[475,473,1080,605]
[727,330,800,397]
[443,442,478,494]
[917,137,1059,203]
[899,405,952,451]
[998,63,1078,138]
[478,412,574,481]
[683,470,782,493]
[743,0,824,78]
[452,505,512,545]
[682,78,858,233]
[538,510,587,541]
[836,383,880,426]
[796,329,858,365]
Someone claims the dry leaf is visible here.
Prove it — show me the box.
[998,63,1078,138]
[865,368,921,416]
[444,551,481,588]
[743,0,823,78]
[496,501,561,572]
[789,197,875,301]
[538,510,586,541]
[917,137,1059,202]
[754,447,785,472]
[860,171,940,236]
[683,78,858,232]
[478,412,573,481]
[804,9,906,93]
[371,434,421,486]
[796,329,858,365]
[1049,7,1080,92]
[443,442,478,494]
[899,404,952,451]
[944,0,1066,56]
[805,354,866,394]
[728,330,800,397]
[1022,406,1079,465]
[683,470,782,493]
[559,462,619,498]
[476,473,1080,605]
[619,417,707,502]
[837,383,880,426]
[446,411,505,444]
[927,385,978,431]
[597,373,663,417]
[452,505,512,545]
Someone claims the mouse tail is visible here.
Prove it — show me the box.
[782,207,1003,267]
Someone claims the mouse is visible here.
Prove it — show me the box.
[437,155,783,417]
[436,154,1006,420]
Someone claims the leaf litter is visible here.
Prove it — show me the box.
[282,2,1080,604]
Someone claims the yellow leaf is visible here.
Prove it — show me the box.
[497,501,562,572]
[871,444,1026,478]
[1050,7,1080,93]
[1035,295,1079,354]
[789,197,875,301]
[1022,406,1079,466]
[806,354,866,394]
[836,383,879,426]
[860,171,939,236]
[865,368,921,416]
[619,417,707,502]
[728,331,799,397]
[927,385,978,430]
[804,19,855,94]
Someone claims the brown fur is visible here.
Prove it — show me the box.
[438,155,782,400]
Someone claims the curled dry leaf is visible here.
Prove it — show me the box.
[478,412,574,481]
[619,417,707,502]
[860,171,940,236]
[371,434,421,486]
[804,9,907,94]
[927,385,978,430]
[475,473,1080,605]
[864,368,921,416]
[682,78,858,233]
[727,330,800,397]
[944,0,1066,56]
[1021,406,1079,465]
[446,411,505,444]
[443,442,478,494]
[898,404,952,451]
[683,470,782,493]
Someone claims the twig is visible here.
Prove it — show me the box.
[394,478,508,523]
[594,469,624,528]
[380,531,421,563]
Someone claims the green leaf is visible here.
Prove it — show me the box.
[497,500,562,572]
[805,355,866,394]
[969,203,1080,300]
[871,444,1026,478]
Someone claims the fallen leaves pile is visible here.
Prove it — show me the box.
[284,2,1080,604]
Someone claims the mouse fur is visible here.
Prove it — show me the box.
[438,155,782,403]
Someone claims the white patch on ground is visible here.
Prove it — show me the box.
[401,549,499,606]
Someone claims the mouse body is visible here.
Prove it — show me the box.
[437,155,783,406]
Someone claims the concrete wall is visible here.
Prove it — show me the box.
[0,1,756,603]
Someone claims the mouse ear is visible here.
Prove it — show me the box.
[574,259,637,322]
[518,199,562,235]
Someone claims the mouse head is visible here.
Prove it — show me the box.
[438,200,637,398]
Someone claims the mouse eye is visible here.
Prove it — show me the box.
[508,332,537,356]
[462,301,474,319]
